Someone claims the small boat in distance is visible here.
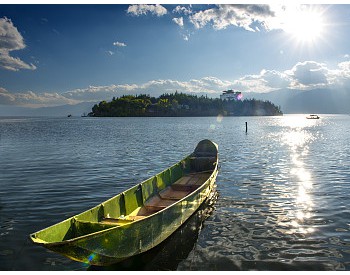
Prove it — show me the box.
[67,114,72,117]
[306,114,320,119]
[30,139,219,266]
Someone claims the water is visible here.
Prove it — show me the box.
[0,115,349,270]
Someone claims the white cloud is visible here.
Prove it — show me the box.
[260,69,292,88]
[63,85,121,102]
[0,17,25,51]
[233,75,271,93]
[0,17,36,71]
[17,91,77,106]
[233,69,292,93]
[286,61,330,89]
[332,61,350,86]
[172,17,184,28]
[0,87,16,104]
[127,4,167,17]
[61,77,232,103]
[189,4,275,32]
[338,61,350,76]
[0,53,37,71]
[230,61,337,92]
[0,89,78,107]
[113,41,127,47]
[140,77,233,95]
[173,5,192,15]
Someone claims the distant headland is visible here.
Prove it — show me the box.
[88,91,283,117]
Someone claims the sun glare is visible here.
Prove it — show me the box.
[283,6,326,44]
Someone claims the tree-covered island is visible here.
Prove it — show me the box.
[89,92,283,117]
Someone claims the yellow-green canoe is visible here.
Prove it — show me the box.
[30,139,219,266]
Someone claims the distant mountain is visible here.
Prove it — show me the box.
[0,102,96,117]
[245,88,350,114]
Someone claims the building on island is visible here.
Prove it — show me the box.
[220,90,242,101]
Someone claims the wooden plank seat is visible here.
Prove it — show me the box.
[144,195,175,212]
[171,172,211,192]
[159,186,190,200]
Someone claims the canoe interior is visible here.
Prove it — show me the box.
[31,140,218,246]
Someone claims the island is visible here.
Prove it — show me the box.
[88,92,283,117]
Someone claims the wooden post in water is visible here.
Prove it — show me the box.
[245,122,248,133]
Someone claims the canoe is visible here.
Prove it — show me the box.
[30,139,219,266]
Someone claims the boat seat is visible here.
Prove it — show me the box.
[171,185,197,192]
[144,195,175,212]
[159,186,190,200]
[171,175,200,188]
[136,207,159,216]
[171,172,210,192]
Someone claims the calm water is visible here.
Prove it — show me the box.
[0,115,349,271]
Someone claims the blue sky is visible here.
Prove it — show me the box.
[1,3,350,107]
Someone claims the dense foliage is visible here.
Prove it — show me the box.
[89,92,283,117]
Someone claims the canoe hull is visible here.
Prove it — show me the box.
[44,171,217,266]
[30,140,219,266]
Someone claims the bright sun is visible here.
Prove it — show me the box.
[283,6,326,43]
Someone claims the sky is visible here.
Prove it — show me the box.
[1,2,350,108]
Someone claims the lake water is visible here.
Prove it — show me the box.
[0,115,349,271]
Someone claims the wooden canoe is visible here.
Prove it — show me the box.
[30,139,219,266]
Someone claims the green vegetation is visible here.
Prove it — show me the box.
[89,92,283,117]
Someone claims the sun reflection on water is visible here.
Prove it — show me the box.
[277,115,317,235]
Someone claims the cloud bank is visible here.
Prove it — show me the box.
[0,17,36,71]
[2,59,350,107]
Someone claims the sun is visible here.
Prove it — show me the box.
[282,6,326,44]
